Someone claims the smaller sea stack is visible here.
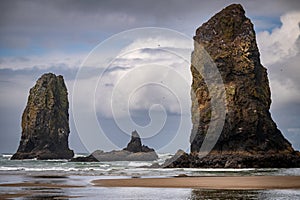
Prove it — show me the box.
[12,73,74,160]
[71,130,158,162]
[123,130,156,153]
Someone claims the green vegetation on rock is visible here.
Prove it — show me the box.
[12,73,74,160]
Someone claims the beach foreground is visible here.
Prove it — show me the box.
[1,175,300,199]
[93,176,300,190]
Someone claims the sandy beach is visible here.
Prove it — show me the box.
[1,175,300,199]
[92,176,300,190]
[0,181,85,199]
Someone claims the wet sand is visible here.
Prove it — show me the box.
[0,176,86,199]
[92,176,300,190]
[1,176,300,199]
[0,182,84,188]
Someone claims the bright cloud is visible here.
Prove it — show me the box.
[257,11,300,65]
[94,44,192,118]
[256,11,300,111]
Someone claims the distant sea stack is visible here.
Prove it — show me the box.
[71,130,158,162]
[123,130,156,153]
[11,73,74,160]
[165,4,300,168]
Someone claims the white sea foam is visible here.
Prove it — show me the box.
[74,154,89,158]
[0,166,25,171]
[128,162,152,167]
[99,164,110,168]
[44,159,69,162]
[2,154,13,158]
[1,153,299,177]
[157,153,173,157]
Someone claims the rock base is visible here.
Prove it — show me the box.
[71,130,158,162]
[163,150,300,168]
[11,149,74,160]
[70,150,158,162]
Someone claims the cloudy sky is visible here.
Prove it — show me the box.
[0,0,299,154]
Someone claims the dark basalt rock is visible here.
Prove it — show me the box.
[123,130,155,153]
[164,151,300,168]
[191,3,294,154]
[11,73,74,160]
[164,4,300,168]
[70,131,158,162]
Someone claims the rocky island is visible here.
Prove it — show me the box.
[164,4,300,168]
[11,73,74,160]
[71,130,158,162]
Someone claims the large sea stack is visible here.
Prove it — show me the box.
[11,73,74,160]
[165,4,300,168]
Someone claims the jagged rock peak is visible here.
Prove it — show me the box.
[11,73,74,160]
[132,130,140,139]
[190,3,295,155]
[194,4,250,43]
[162,3,300,169]
[71,130,158,162]
[123,130,155,153]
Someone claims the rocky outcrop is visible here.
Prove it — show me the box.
[123,130,155,153]
[164,152,300,168]
[11,73,74,160]
[71,131,158,162]
[165,4,300,168]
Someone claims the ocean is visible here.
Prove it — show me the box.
[1,153,300,199]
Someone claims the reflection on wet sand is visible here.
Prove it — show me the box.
[0,175,85,199]
[190,189,259,200]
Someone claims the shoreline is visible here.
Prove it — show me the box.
[1,175,300,199]
[92,176,300,190]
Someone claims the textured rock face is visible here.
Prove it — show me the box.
[12,73,74,160]
[164,4,300,168]
[123,130,155,153]
[190,4,294,154]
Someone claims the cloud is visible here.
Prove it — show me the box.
[2,0,300,56]
[94,45,192,119]
[0,53,84,70]
[270,76,300,108]
[256,11,300,109]
[288,128,300,133]
[254,11,300,151]
[68,34,194,152]
[257,11,300,65]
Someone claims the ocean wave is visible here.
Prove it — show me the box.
[73,154,89,158]
[43,159,69,162]
[97,164,110,168]
[2,154,13,158]
[127,162,152,167]
[157,153,173,157]
[0,166,25,171]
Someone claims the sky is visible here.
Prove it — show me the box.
[0,0,300,154]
